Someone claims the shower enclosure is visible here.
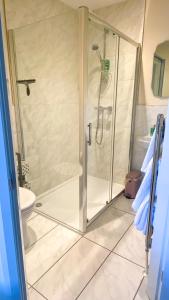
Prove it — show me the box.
[8,6,140,232]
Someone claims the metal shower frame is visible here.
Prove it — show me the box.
[78,6,141,232]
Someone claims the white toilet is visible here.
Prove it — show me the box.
[19,187,36,248]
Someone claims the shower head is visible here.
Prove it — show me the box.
[92,44,103,62]
[92,44,99,51]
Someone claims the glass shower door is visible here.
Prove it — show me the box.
[112,39,137,196]
[9,11,81,231]
[86,20,118,221]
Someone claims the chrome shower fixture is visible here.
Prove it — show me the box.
[16,79,36,96]
[92,44,103,63]
[92,44,110,74]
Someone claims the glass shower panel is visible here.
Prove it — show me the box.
[87,20,117,221]
[12,11,81,230]
[112,38,137,193]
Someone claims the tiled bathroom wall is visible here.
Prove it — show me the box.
[132,0,169,170]
[132,104,168,170]
[95,0,145,43]
[6,0,79,195]
[5,0,71,29]
[5,0,145,195]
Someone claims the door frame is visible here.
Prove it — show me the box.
[0,16,27,300]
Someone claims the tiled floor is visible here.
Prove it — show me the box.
[26,195,148,300]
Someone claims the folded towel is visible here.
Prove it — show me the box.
[134,195,149,234]
[134,195,157,235]
[141,129,156,173]
[133,160,161,234]
[132,158,153,212]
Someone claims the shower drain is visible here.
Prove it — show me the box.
[36,202,42,207]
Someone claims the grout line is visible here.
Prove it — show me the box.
[133,276,145,300]
[113,252,145,269]
[27,212,39,222]
[34,208,83,236]
[28,199,142,298]
[28,285,48,300]
[110,222,146,269]
[83,236,111,252]
[32,209,59,226]
[25,224,58,253]
[30,236,83,287]
[11,10,76,31]
[75,252,112,300]
[111,222,134,252]
[111,204,135,216]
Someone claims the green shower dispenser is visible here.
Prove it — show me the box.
[101,59,110,81]
[101,59,110,72]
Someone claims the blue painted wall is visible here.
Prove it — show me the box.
[160,222,169,300]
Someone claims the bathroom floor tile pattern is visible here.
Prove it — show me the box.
[27,195,147,300]
[114,226,145,267]
[77,253,143,300]
[112,194,135,215]
[27,214,58,246]
[85,205,134,250]
[134,278,149,300]
[26,223,81,285]
[28,287,46,300]
[34,238,109,300]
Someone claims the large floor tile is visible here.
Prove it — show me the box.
[34,238,109,300]
[27,214,57,245]
[135,278,149,300]
[114,226,145,267]
[85,206,134,250]
[112,194,135,215]
[28,288,46,300]
[78,253,143,300]
[28,211,38,221]
[26,225,81,285]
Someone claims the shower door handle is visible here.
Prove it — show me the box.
[87,123,92,146]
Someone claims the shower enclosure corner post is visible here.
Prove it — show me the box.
[78,6,89,232]
[129,44,142,171]
[109,35,120,202]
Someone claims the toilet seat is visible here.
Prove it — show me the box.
[19,187,36,211]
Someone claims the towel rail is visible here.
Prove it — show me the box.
[145,114,165,275]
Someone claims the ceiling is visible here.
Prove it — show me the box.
[61,0,126,10]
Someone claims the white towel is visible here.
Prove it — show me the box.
[141,129,156,173]
[132,158,153,212]
[134,195,149,235]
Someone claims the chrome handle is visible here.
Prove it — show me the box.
[87,123,92,146]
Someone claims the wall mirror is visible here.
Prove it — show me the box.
[152,41,169,98]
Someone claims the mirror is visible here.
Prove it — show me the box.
[152,41,169,98]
